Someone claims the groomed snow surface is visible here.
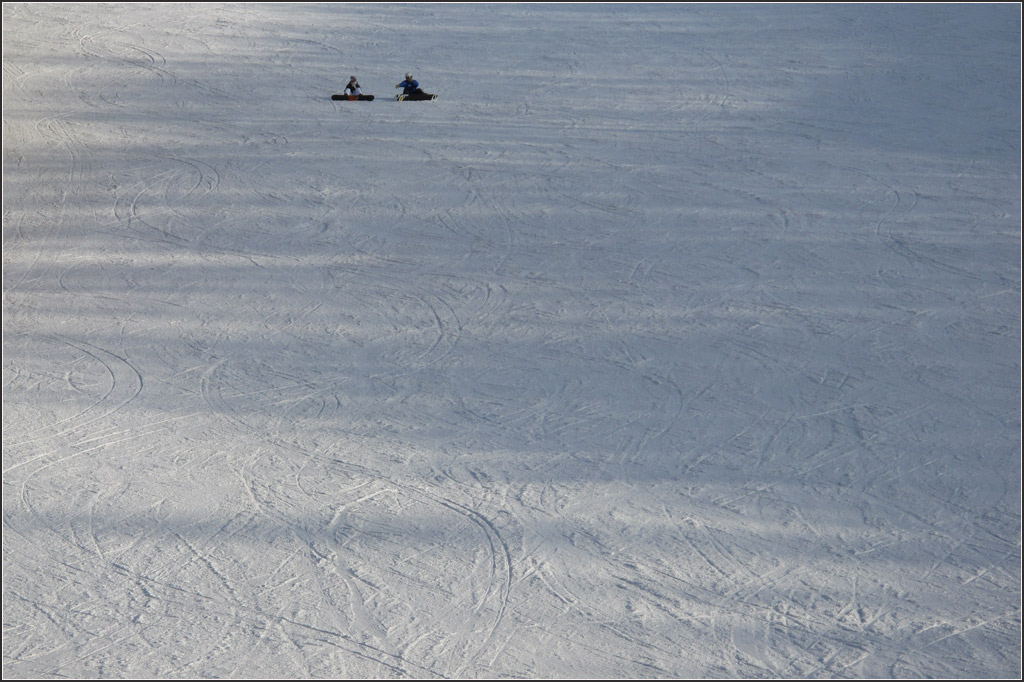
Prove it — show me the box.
[3,3,1021,679]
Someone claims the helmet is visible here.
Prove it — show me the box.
[405,73,413,80]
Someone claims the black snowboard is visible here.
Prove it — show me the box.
[396,93,437,101]
[332,94,375,101]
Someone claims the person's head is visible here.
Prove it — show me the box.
[405,73,413,80]
[349,76,358,82]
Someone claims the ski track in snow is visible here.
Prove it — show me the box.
[3,3,1021,679]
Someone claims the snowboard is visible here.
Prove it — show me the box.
[332,94,375,101]
[396,93,437,101]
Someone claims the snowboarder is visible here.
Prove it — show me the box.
[344,76,362,96]
[331,75,374,101]
[394,73,436,100]
[396,73,423,96]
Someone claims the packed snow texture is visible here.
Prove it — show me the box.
[3,3,1021,679]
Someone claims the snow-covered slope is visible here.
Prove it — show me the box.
[3,3,1020,678]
